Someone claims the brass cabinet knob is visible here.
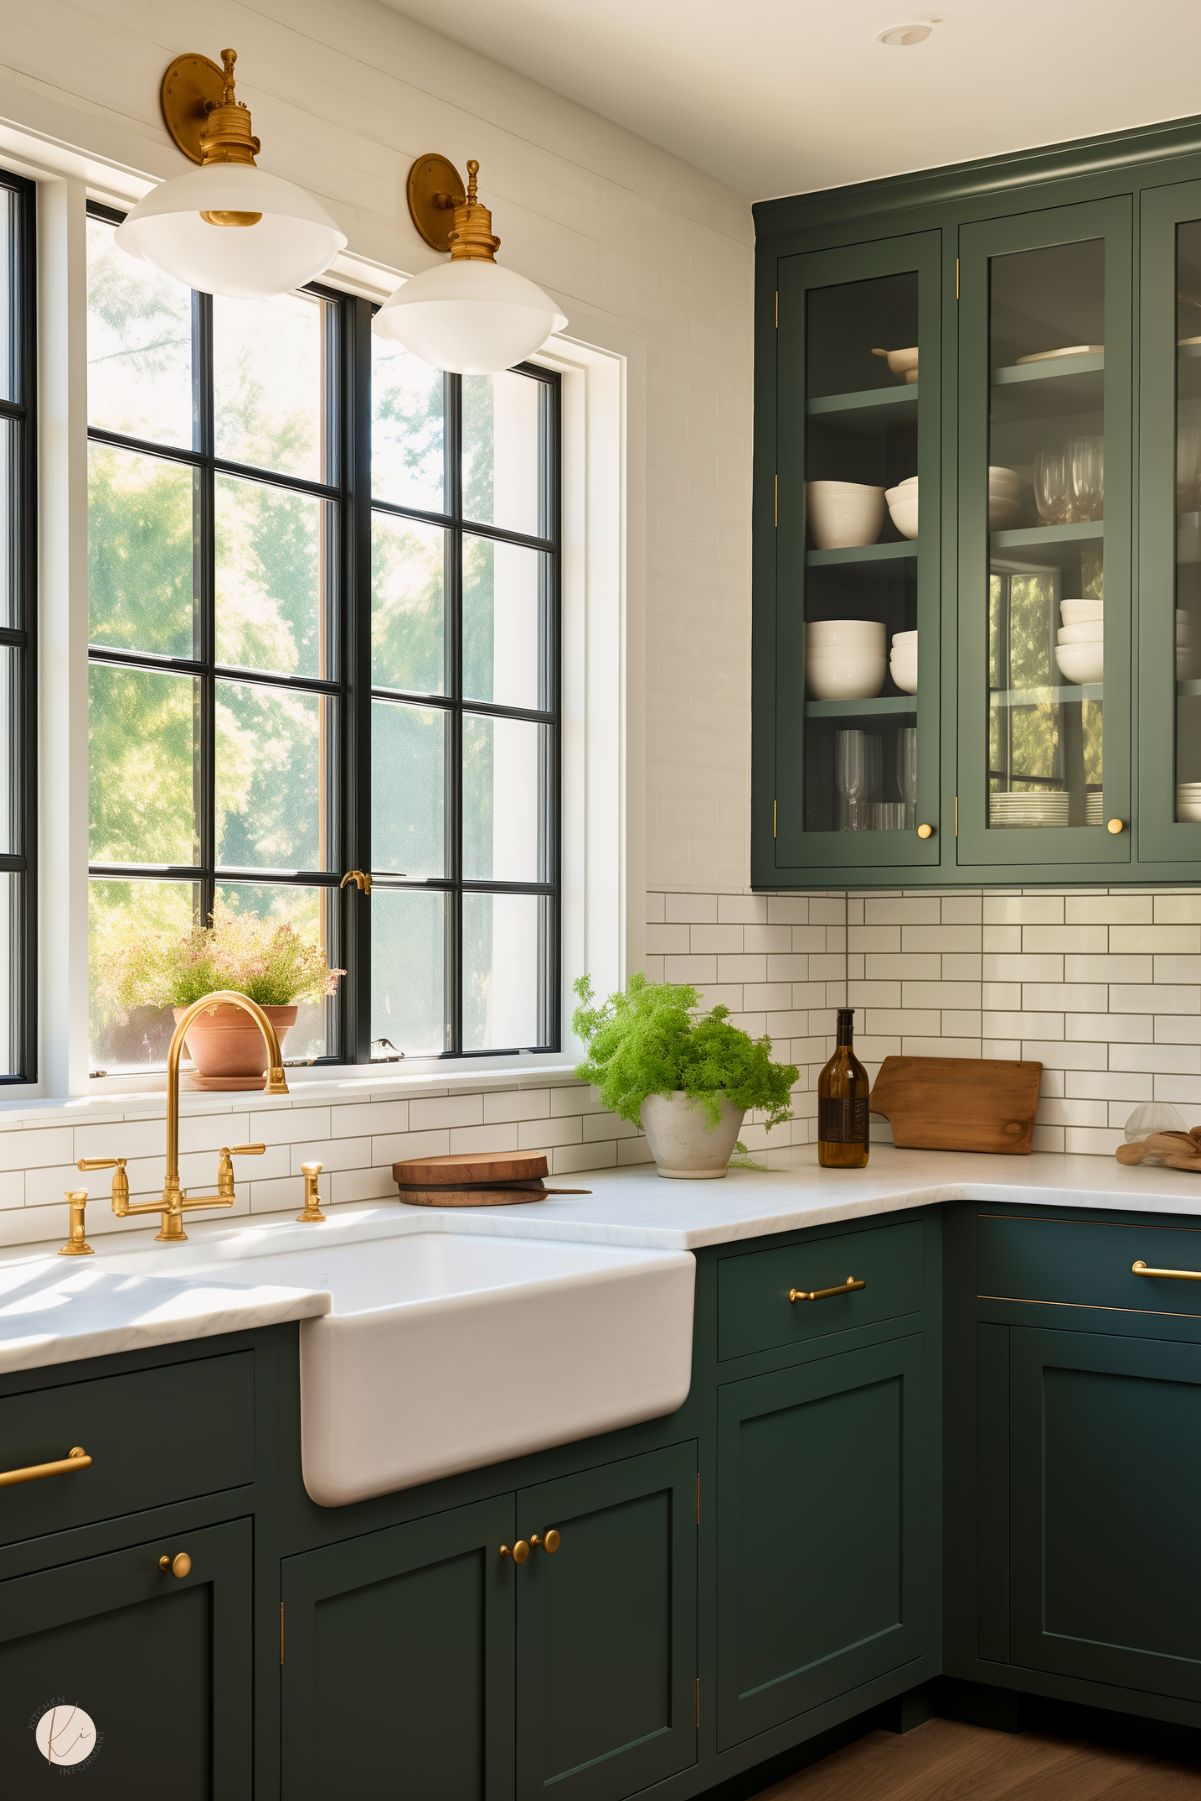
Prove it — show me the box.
[158,1551,192,1580]
[499,1540,530,1564]
[1107,817,1126,835]
[530,1529,560,1555]
[915,822,934,840]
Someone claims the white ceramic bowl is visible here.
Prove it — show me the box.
[1057,622,1104,644]
[988,495,1024,529]
[890,663,918,695]
[1054,642,1105,684]
[988,465,1024,487]
[892,629,918,646]
[1060,599,1104,623]
[875,346,919,381]
[806,652,886,701]
[807,481,886,550]
[806,620,886,650]
[886,496,919,540]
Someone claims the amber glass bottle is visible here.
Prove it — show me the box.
[817,1007,869,1169]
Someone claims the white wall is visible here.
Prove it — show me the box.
[0,0,756,899]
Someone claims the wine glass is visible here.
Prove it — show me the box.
[897,726,918,829]
[835,729,866,831]
[1068,434,1104,523]
[1178,428,1201,514]
[1033,448,1070,524]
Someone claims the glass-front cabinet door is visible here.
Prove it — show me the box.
[956,198,1133,868]
[772,231,943,876]
[1139,179,1201,865]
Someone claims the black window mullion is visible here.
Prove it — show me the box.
[343,296,373,1064]
[194,290,217,934]
[446,371,464,1055]
[4,171,35,1082]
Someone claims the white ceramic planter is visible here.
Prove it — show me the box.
[640,1092,746,1179]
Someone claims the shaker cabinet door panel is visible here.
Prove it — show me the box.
[716,1336,927,1749]
[766,230,945,879]
[281,1498,516,1801]
[1011,1328,1201,1701]
[0,1517,252,1800]
[956,196,1134,869]
[515,1444,698,1801]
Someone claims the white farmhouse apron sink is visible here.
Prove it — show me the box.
[255,1231,696,1506]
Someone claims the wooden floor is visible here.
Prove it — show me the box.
[752,1719,1201,1800]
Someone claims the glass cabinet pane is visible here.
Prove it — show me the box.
[985,238,1106,833]
[801,270,924,837]
[1174,220,1201,823]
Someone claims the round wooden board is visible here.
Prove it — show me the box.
[397,1187,549,1208]
[392,1150,549,1186]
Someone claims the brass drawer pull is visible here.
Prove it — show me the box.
[1132,1259,1201,1283]
[788,1276,867,1304]
[0,1445,92,1490]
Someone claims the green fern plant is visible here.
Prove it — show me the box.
[572,973,798,1132]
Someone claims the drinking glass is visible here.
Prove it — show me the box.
[835,729,866,831]
[1033,448,1070,524]
[1067,434,1104,523]
[897,726,918,829]
[1177,428,1201,513]
[872,801,906,831]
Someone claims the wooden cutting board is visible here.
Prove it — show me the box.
[393,1151,550,1186]
[869,1055,1042,1155]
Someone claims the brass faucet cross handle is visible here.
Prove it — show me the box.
[296,1161,326,1224]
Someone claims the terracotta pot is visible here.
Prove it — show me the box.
[173,1002,298,1091]
[640,1092,745,1179]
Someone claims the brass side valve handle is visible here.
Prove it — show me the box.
[58,1189,94,1257]
[296,1161,326,1224]
[158,1551,192,1580]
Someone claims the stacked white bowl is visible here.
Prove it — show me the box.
[884,477,919,540]
[1178,783,1201,824]
[988,465,1025,529]
[806,619,886,700]
[890,629,918,694]
[1054,598,1104,684]
[806,481,886,550]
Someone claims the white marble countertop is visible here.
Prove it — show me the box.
[5,1145,1201,1375]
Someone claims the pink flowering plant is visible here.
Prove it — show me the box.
[99,905,344,1014]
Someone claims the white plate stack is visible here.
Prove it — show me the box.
[1178,783,1201,824]
[890,629,918,694]
[805,619,886,700]
[988,466,1025,530]
[990,790,1070,828]
[1085,790,1104,825]
[1054,598,1104,684]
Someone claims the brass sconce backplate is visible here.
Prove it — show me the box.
[407,153,467,252]
[160,52,229,164]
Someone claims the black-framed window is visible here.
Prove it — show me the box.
[0,171,35,1083]
[85,204,560,1071]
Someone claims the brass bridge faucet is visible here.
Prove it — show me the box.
[77,991,289,1245]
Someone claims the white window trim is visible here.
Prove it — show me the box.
[0,125,644,1103]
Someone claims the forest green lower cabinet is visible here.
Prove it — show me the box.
[1009,1328,1201,1704]
[716,1335,928,1749]
[0,1517,252,1798]
[280,1445,698,1801]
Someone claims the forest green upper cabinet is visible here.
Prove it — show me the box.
[766,231,944,884]
[956,198,1133,868]
[1139,178,1201,866]
[754,133,1201,886]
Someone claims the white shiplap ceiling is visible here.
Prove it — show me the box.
[381,0,1201,201]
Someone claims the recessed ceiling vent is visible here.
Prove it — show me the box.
[877,18,941,46]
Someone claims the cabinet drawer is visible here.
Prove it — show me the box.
[0,1351,255,1548]
[978,1212,1201,1324]
[717,1220,925,1361]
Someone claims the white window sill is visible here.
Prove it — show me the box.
[0,1058,586,1130]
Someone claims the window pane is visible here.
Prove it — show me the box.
[463,535,546,709]
[371,886,448,1055]
[213,290,326,482]
[463,892,545,1050]
[89,877,197,1070]
[89,663,199,865]
[0,419,19,628]
[0,186,16,405]
[0,645,17,854]
[214,882,335,1061]
[463,714,549,882]
[216,474,333,679]
[371,700,447,877]
[372,339,445,513]
[372,513,447,694]
[215,680,331,871]
[462,371,543,537]
[86,214,194,448]
[88,443,197,657]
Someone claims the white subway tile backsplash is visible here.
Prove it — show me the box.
[1066,894,1153,923]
